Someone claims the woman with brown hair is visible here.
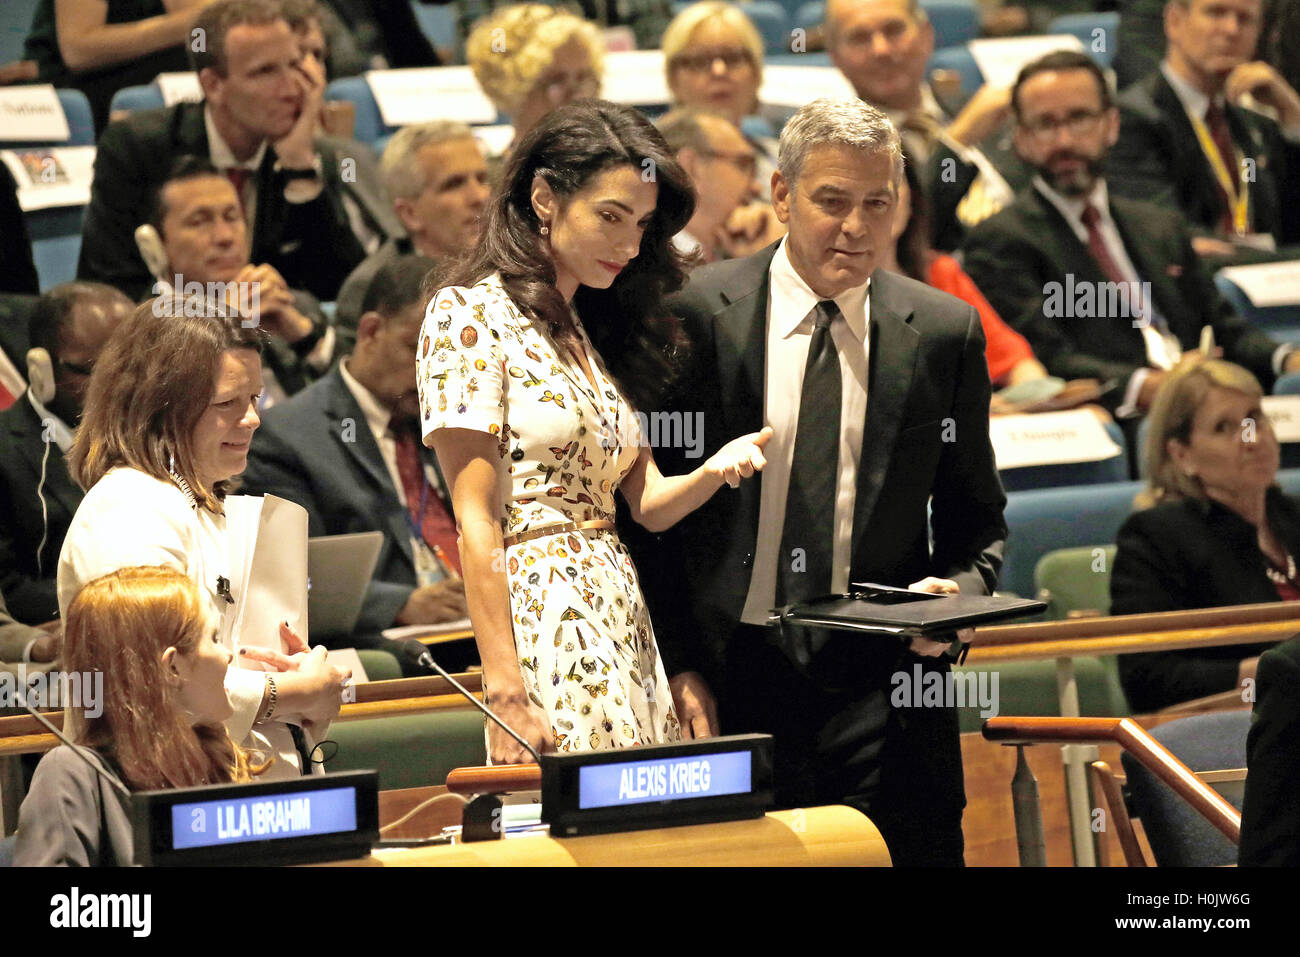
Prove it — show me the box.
[421,100,771,764]
[1111,359,1288,712]
[15,565,264,866]
[57,299,348,780]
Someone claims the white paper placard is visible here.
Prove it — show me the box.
[156,71,203,105]
[990,409,1123,470]
[759,64,856,108]
[1218,260,1300,308]
[967,35,1086,90]
[0,146,95,210]
[365,66,498,127]
[600,50,671,105]
[472,123,515,157]
[0,85,70,142]
[1262,395,1300,442]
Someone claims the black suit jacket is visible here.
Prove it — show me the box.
[641,246,1007,687]
[961,185,1282,410]
[1239,633,1300,866]
[76,101,368,302]
[1110,70,1300,246]
[1109,490,1294,712]
[239,366,451,637]
[1,163,38,297]
[0,396,83,624]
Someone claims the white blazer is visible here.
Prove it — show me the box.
[57,467,303,778]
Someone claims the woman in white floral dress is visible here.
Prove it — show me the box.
[420,101,772,764]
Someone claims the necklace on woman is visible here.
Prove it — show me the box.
[1265,550,1298,587]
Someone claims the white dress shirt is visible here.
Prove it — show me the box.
[740,238,871,625]
[339,359,446,582]
[205,106,266,228]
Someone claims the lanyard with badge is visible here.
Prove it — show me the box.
[1185,107,1251,236]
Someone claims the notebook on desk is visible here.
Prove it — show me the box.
[772,583,1046,638]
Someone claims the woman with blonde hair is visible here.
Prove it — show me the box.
[15,566,265,866]
[1110,359,1288,712]
[662,1,764,130]
[466,4,605,152]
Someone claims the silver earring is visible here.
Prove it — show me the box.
[540,222,550,237]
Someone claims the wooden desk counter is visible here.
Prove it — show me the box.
[325,805,890,867]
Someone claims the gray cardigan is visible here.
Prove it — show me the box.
[14,746,135,866]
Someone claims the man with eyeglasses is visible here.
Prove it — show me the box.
[0,282,130,628]
[1109,0,1300,258]
[656,108,780,263]
[962,50,1300,423]
[824,0,1029,252]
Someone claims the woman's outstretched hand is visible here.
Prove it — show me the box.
[706,426,774,489]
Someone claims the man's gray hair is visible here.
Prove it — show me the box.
[777,97,903,191]
[655,108,727,156]
[381,121,479,201]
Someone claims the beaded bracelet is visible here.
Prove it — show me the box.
[263,674,278,721]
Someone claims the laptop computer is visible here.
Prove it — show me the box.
[307,531,385,637]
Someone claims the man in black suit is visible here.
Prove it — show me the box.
[963,50,1300,420]
[1109,0,1300,254]
[76,0,367,302]
[240,255,469,662]
[149,156,334,404]
[0,282,130,627]
[1239,633,1300,865]
[642,97,1006,866]
[823,0,1031,252]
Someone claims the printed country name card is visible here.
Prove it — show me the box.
[990,409,1123,470]
[1262,395,1300,443]
[1219,260,1300,308]
[0,146,95,210]
[760,65,856,108]
[0,85,70,142]
[365,67,498,127]
[156,71,203,105]
[967,35,1086,90]
[541,734,773,837]
[600,51,672,106]
[133,770,378,865]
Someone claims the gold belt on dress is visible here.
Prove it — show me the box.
[503,519,616,548]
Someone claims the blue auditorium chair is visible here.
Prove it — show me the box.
[1048,11,1120,69]
[108,83,167,116]
[410,1,458,52]
[32,233,82,291]
[325,76,394,149]
[744,1,792,54]
[921,0,979,49]
[792,0,824,30]
[0,0,37,66]
[927,44,982,98]
[1214,271,1300,339]
[1121,711,1249,866]
[1000,479,1143,598]
[998,420,1130,493]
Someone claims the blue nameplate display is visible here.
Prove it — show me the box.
[541,734,773,837]
[133,771,379,866]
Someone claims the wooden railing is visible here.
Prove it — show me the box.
[983,715,1241,849]
[0,672,484,758]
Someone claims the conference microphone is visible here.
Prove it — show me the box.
[14,684,132,801]
[395,639,542,763]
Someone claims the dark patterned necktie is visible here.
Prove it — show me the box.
[776,300,841,605]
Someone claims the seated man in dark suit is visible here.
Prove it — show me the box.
[0,282,130,627]
[639,97,1006,866]
[1109,0,1300,256]
[1239,633,1300,865]
[963,50,1300,421]
[241,255,468,660]
[333,121,489,355]
[76,0,367,302]
[149,156,334,405]
[824,0,1031,252]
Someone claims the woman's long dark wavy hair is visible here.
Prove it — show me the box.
[432,99,696,411]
